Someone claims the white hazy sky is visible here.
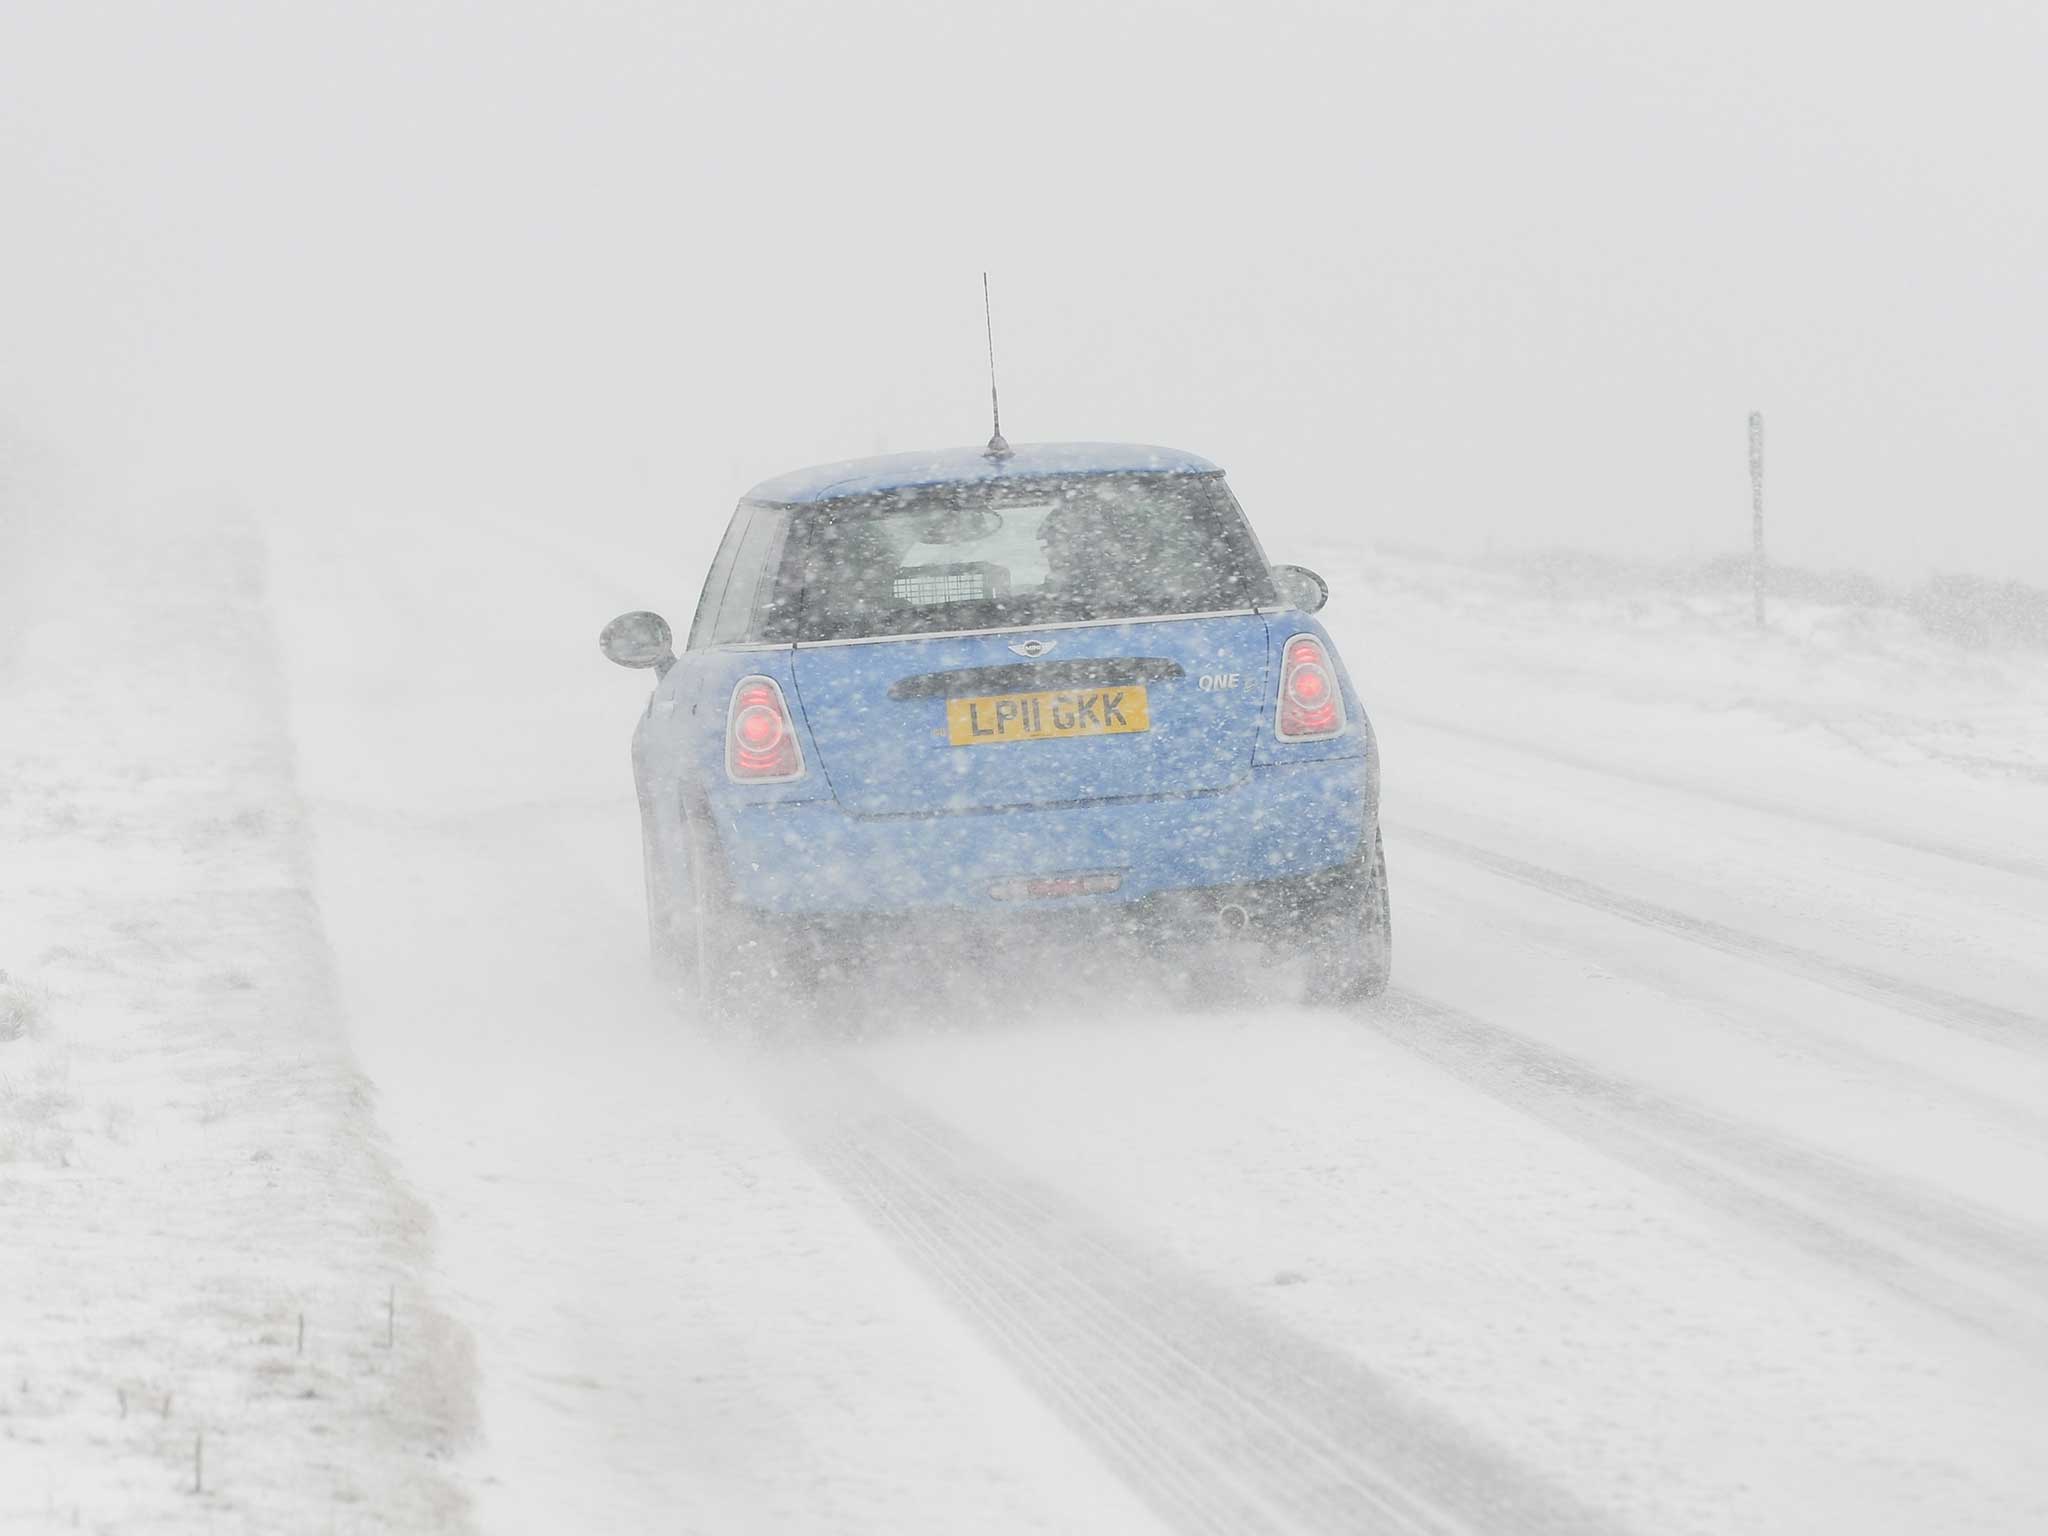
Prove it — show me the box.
[3,0,2042,580]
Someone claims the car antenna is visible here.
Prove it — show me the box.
[982,271,1012,461]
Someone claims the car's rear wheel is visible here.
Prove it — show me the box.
[650,811,827,1029]
[640,802,698,992]
[1303,826,1392,1005]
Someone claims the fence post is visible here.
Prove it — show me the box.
[1749,410,1767,627]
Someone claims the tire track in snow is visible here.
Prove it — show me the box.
[1397,825,2046,1054]
[1388,710,2048,884]
[766,1054,1626,1536]
[1391,855,2048,1154]
[1376,991,2048,1362]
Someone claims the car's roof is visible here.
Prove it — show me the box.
[741,441,1223,507]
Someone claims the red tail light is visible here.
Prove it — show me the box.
[1276,634,1346,741]
[726,675,805,782]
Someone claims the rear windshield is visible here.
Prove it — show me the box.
[742,473,1273,644]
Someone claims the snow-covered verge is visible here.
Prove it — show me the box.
[0,486,472,1532]
[1338,539,2048,808]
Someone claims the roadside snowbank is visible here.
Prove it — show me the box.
[1338,541,2048,790]
[0,493,472,1532]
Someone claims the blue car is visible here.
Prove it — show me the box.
[600,440,1389,1005]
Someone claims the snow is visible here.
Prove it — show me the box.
[0,500,469,1532]
[6,0,2046,1526]
[8,479,2047,1532]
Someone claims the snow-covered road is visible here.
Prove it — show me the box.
[258,514,2048,1533]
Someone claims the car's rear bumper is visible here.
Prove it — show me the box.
[701,757,1374,915]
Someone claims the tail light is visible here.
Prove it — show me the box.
[726,675,805,782]
[1275,634,1346,741]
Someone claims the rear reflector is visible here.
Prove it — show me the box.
[989,871,1123,901]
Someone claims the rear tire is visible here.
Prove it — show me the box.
[640,804,698,993]
[1304,826,1392,1005]
[664,819,796,1032]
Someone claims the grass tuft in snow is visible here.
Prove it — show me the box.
[0,967,46,1041]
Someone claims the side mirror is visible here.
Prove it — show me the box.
[599,611,675,675]
[1269,564,1330,613]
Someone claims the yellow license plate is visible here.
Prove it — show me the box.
[946,685,1151,746]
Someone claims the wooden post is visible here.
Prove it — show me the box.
[1749,411,1767,627]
